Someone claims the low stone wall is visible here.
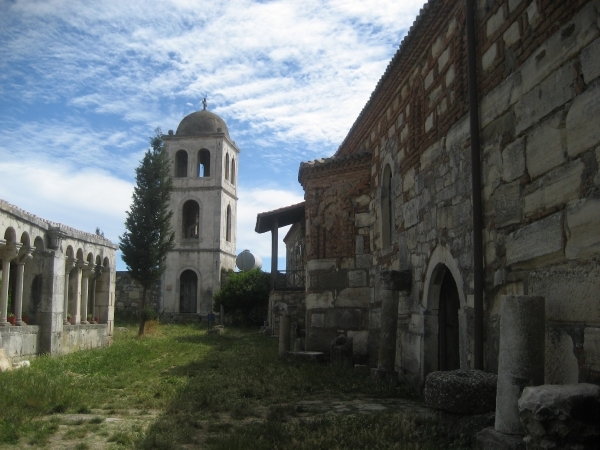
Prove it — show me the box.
[268,290,306,336]
[61,324,111,354]
[115,271,160,316]
[0,326,39,362]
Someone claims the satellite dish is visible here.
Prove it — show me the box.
[236,250,263,271]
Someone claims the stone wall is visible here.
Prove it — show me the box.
[296,0,600,389]
[299,153,372,354]
[115,271,160,316]
[61,324,111,354]
[268,290,306,336]
[0,326,39,362]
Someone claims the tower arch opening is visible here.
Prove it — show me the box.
[182,200,200,239]
[226,204,232,242]
[198,149,210,177]
[175,150,188,178]
[179,270,198,313]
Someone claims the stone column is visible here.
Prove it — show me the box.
[14,247,34,326]
[89,266,102,322]
[495,295,545,435]
[63,257,76,325]
[372,270,411,381]
[0,242,21,326]
[278,314,291,358]
[72,260,84,324]
[80,264,95,324]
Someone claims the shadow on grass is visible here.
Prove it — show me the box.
[137,328,422,450]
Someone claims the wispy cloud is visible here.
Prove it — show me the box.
[1,0,424,153]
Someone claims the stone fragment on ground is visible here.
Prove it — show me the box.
[12,360,30,369]
[0,348,12,372]
[424,369,498,414]
[518,383,600,450]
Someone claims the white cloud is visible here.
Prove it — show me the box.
[0,160,133,246]
[236,187,304,261]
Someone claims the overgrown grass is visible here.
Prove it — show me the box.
[0,322,467,449]
[138,328,415,448]
[0,320,205,444]
[204,414,471,450]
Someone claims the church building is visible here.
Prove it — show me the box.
[160,102,239,320]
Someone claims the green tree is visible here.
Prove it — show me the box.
[119,129,174,335]
[214,269,271,324]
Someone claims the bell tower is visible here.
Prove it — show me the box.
[161,101,239,319]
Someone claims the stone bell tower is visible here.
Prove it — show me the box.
[160,100,239,319]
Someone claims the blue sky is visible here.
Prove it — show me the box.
[0,0,423,271]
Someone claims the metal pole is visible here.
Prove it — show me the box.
[466,0,484,370]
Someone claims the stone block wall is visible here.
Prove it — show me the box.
[299,153,372,354]
[115,271,160,316]
[478,0,600,384]
[268,290,305,336]
[297,0,600,389]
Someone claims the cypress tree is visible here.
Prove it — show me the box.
[120,129,174,335]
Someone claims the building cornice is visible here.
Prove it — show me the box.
[298,152,372,187]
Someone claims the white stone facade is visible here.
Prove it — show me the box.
[0,199,117,360]
[160,108,239,318]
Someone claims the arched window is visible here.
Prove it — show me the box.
[231,157,236,185]
[198,149,210,177]
[182,200,200,239]
[225,153,230,181]
[179,270,197,313]
[175,150,188,178]
[226,205,232,242]
[381,164,393,248]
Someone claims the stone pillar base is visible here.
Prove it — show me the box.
[475,427,525,450]
[370,368,398,386]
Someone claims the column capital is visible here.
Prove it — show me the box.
[0,242,23,262]
[83,264,97,278]
[47,226,68,250]
[16,245,34,264]
[65,256,77,271]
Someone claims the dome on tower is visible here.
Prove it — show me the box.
[176,108,230,139]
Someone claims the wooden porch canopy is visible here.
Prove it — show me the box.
[255,202,305,286]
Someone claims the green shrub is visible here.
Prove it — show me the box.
[213,270,270,324]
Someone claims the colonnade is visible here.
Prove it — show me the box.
[0,240,33,327]
[0,238,110,328]
[62,257,106,325]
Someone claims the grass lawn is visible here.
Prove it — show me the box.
[0,322,470,449]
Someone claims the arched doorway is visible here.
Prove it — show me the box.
[438,269,460,371]
[179,270,197,313]
[420,244,467,386]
